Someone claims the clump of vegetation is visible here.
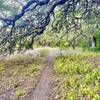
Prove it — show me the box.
[52,53,100,100]
[23,64,38,76]
[0,64,4,73]
[39,49,48,57]
[15,89,25,97]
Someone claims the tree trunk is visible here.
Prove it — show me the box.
[91,35,96,48]
[29,36,34,49]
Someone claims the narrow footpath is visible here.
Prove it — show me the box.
[31,50,55,100]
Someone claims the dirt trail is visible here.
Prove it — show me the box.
[30,50,56,100]
[23,48,81,100]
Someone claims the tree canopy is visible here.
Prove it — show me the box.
[0,0,100,53]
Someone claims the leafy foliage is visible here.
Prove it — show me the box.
[53,53,100,100]
[0,0,99,54]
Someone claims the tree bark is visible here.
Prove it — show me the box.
[91,35,96,48]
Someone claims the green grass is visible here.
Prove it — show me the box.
[53,53,100,100]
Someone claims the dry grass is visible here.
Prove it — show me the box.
[0,51,47,100]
